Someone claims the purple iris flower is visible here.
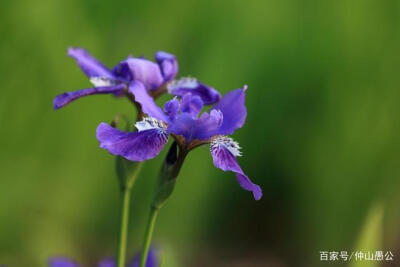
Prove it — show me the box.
[48,248,158,267]
[96,84,262,200]
[53,48,178,109]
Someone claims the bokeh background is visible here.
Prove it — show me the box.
[1,0,400,266]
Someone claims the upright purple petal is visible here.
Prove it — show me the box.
[48,257,79,267]
[168,77,221,105]
[168,110,222,143]
[164,98,180,120]
[53,84,126,110]
[128,81,169,122]
[155,51,178,82]
[112,60,133,82]
[123,58,164,90]
[210,136,262,200]
[180,93,204,118]
[130,248,158,267]
[213,86,247,135]
[97,258,115,267]
[96,122,168,162]
[68,47,114,78]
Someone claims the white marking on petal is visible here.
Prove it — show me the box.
[90,77,117,87]
[211,136,242,157]
[167,77,199,92]
[135,117,167,133]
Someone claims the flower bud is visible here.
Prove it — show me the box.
[152,142,187,209]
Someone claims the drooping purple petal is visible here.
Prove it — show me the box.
[128,81,169,122]
[168,78,221,105]
[123,58,164,90]
[96,122,168,162]
[210,136,262,200]
[130,248,158,267]
[53,84,126,109]
[97,258,115,267]
[213,86,247,135]
[168,110,222,143]
[164,98,180,120]
[180,93,204,118]
[236,174,262,200]
[48,257,79,267]
[67,47,114,79]
[155,51,178,82]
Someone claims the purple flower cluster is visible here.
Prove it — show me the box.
[53,48,178,109]
[54,48,262,200]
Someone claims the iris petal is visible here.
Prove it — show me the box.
[67,47,114,78]
[164,98,180,120]
[168,110,222,143]
[128,81,169,122]
[130,247,158,267]
[123,58,164,90]
[111,60,133,82]
[97,258,115,267]
[168,78,221,105]
[210,136,262,200]
[213,86,247,135]
[48,257,79,267]
[53,84,126,109]
[155,51,178,82]
[180,93,203,118]
[96,123,168,162]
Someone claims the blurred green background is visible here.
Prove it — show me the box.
[1,0,400,266]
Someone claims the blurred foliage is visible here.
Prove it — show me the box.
[351,202,383,267]
[1,0,400,266]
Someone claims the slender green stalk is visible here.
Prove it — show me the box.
[117,189,131,267]
[112,111,144,267]
[116,160,143,267]
[140,143,188,267]
[140,206,160,267]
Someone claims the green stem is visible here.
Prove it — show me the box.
[140,144,188,267]
[117,188,131,267]
[116,160,143,267]
[140,206,160,267]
